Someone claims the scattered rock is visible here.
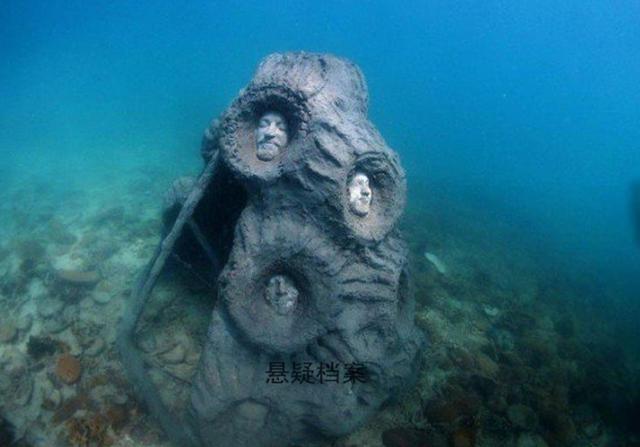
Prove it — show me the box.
[38,299,65,318]
[483,305,500,317]
[55,354,82,385]
[43,318,70,334]
[92,291,112,305]
[84,338,105,357]
[424,252,447,274]
[57,269,100,286]
[507,404,539,431]
[0,322,17,343]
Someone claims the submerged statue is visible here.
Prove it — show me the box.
[255,111,289,161]
[118,52,425,447]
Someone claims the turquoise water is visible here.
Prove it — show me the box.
[2,1,640,446]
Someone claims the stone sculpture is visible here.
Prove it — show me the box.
[255,111,289,161]
[118,52,425,447]
[348,172,373,217]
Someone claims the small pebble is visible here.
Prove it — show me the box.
[38,299,64,318]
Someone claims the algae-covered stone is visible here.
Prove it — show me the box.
[57,269,100,285]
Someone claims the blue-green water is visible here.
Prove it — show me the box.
[1,1,639,445]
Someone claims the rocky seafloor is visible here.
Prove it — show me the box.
[1,161,639,447]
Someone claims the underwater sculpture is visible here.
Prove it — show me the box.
[118,52,424,447]
[255,111,289,161]
[348,172,373,217]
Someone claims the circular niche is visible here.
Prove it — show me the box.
[221,227,338,354]
[220,84,311,185]
[341,151,406,244]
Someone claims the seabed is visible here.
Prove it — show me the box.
[0,158,638,447]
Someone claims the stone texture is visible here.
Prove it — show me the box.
[136,52,424,447]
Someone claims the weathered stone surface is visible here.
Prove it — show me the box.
[127,52,425,447]
[188,52,423,447]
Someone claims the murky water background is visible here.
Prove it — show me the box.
[1,1,639,446]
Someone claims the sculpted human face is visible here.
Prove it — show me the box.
[265,275,298,316]
[348,172,372,217]
[255,111,288,161]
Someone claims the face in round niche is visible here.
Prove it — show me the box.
[264,274,298,316]
[348,172,373,217]
[255,111,289,162]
